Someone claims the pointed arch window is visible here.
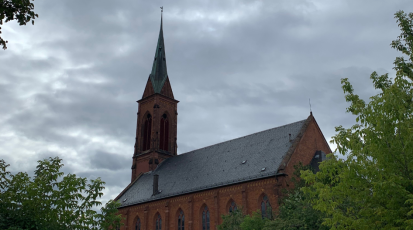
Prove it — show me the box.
[155,213,162,230]
[261,195,272,219]
[202,205,210,230]
[177,209,185,230]
[159,114,169,151]
[143,114,152,151]
[229,201,237,213]
[135,217,141,230]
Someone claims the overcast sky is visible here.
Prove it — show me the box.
[0,0,411,205]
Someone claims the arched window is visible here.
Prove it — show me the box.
[135,217,141,230]
[177,209,185,230]
[142,114,152,151]
[155,213,162,230]
[159,114,169,151]
[229,201,237,213]
[261,195,272,219]
[202,205,210,230]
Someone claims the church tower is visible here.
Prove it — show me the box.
[131,15,178,182]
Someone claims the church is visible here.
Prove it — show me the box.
[114,15,331,230]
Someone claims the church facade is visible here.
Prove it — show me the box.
[115,16,331,230]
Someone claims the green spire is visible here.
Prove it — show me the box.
[149,14,168,93]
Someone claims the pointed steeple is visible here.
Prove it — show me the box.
[149,13,168,94]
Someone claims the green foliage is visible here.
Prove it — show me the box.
[218,209,270,230]
[218,208,244,230]
[302,10,413,230]
[98,200,123,230]
[265,163,329,230]
[0,157,123,230]
[0,0,38,49]
[240,211,268,230]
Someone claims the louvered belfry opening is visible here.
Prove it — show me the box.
[159,114,169,151]
[143,114,152,151]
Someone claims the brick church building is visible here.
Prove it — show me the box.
[115,15,331,230]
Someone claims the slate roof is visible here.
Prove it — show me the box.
[118,118,308,207]
[148,15,168,94]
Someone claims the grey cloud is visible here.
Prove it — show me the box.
[89,151,129,171]
[76,169,131,188]
[1,0,412,204]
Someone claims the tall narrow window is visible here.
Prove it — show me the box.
[143,114,152,151]
[159,114,169,151]
[202,206,210,230]
[261,195,272,219]
[135,217,141,230]
[229,201,237,213]
[177,209,185,230]
[156,213,162,230]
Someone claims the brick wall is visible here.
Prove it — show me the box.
[284,116,332,180]
[117,176,282,230]
[132,93,178,181]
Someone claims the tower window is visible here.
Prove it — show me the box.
[160,114,169,151]
[143,114,152,151]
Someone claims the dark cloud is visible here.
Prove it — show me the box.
[89,151,129,171]
[0,0,412,203]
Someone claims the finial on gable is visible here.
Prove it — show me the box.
[309,98,312,116]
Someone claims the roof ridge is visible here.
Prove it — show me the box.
[176,118,307,157]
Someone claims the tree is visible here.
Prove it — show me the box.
[240,211,268,230]
[98,200,123,230]
[0,157,123,230]
[218,207,271,230]
[264,163,329,230]
[302,10,413,229]
[218,208,244,230]
[0,0,38,50]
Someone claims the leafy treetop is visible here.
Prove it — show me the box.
[0,157,123,230]
[302,10,413,230]
[0,0,38,50]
